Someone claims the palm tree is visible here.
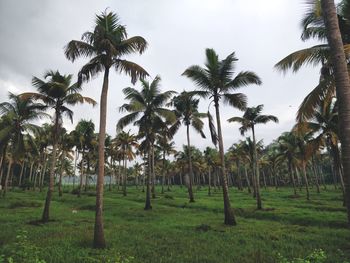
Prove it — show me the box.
[114,130,138,196]
[117,76,176,210]
[21,70,96,223]
[321,0,350,224]
[171,91,206,202]
[228,105,278,209]
[0,93,47,196]
[65,11,148,248]
[183,48,261,225]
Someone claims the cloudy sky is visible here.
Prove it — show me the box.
[0,0,322,152]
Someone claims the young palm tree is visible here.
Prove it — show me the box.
[117,76,176,210]
[183,48,261,225]
[228,105,278,209]
[171,91,206,202]
[65,11,148,248]
[0,93,47,196]
[21,70,96,223]
[321,0,350,224]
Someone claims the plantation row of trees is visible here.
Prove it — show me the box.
[0,0,350,249]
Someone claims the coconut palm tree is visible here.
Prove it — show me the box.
[228,105,278,209]
[183,48,261,225]
[114,130,138,196]
[170,91,206,202]
[65,11,148,247]
[117,76,176,210]
[74,119,95,197]
[21,70,96,223]
[321,0,350,224]
[0,93,47,196]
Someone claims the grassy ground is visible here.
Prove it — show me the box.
[0,185,349,263]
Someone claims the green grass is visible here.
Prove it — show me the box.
[0,186,349,263]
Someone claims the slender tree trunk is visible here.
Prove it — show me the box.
[123,155,127,196]
[151,144,156,199]
[321,0,350,225]
[302,162,310,200]
[3,159,13,197]
[288,160,297,195]
[28,162,34,184]
[42,116,59,223]
[144,146,152,210]
[214,100,236,225]
[186,124,195,202]
[18,161,25,187]
[244,166,252,194]
[78,150,84,198]
[252,126,262,210]
[93,68,109,248]
[208,167,211,196]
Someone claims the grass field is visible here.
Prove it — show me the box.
[0,186,349,263]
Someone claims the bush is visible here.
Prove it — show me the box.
[0,230,46,263]
[277,249,327,263]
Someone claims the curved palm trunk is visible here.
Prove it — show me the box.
[144,146,152,210]
[42,133,58,222]
[244,165,252,194]
[321,0,350,225]
[186,124,195,202]
[93,68,109,249]
[214,100,236,225]
[252,126,262,210]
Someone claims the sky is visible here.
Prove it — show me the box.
[0,0,322,152]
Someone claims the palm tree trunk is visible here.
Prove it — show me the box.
[151,143,156,199]
[244,165,252,194]
[18,161,25,187]
[78,150,84,197]
[321,0,350,225]
[28,162,34,184]
[123,155,127,196]
[161,151,165,194]
[208,167,211,196]
[3,159,12,197]
[302,162,310,200]
[288,159,297,195]
[73,150,79,190]
[252,126,262,210]
[144,146,152,210]
[93,68,109,249]
[42,128,58,222]
[214,100,236,225]
[186,124,195,202]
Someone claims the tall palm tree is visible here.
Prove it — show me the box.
[321,0,350,224]
[171,91,206,202]
[0,93,47,196]
[183,48,261,225]
[228,105,278,209]
[65,11,148,248]
[21,70,96,223]
[117,76,176,210]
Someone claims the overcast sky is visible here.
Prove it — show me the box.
[0,0,322,152]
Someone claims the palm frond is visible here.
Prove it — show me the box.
[114,59,149,85]
[222,93,247,111]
